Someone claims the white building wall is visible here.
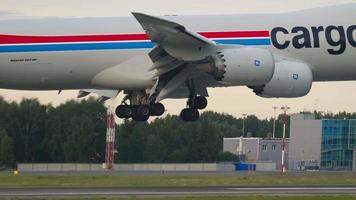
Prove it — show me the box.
[288,114,322,170]
[223,138,260,160]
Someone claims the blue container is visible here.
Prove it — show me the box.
[234,163,256,171]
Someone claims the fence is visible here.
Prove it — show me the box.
[18,163,232,172]
[18,162,276,172]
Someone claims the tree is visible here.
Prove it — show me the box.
[11,99,47,162]
[218,152,239,162]
[43,107,65,162]
[59,98,106,163]
[144,134,166,163]
[0,129,15,168]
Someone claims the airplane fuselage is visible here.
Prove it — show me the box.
[0,4,355,90]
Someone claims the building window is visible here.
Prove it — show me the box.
[262,144,268,151]
[321,119,356,170]
[272,145,276,151]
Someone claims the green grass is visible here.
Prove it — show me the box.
[7,197,356,200]
[1,172,356,188]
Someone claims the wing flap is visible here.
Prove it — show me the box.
[77,89,120,101]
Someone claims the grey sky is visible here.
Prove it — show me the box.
[0,0,355,118]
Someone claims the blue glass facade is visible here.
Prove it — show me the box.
[321,120,356,170]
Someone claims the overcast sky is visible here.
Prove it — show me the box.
[0,0,356,118]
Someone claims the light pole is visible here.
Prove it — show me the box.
[281,105,290,175]
[320,111,325,120]
[242,114,247,137]
[272,106,278,139]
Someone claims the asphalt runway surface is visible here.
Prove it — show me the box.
[1,187,356,197]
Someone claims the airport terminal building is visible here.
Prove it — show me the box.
[289,114,356,171]
[224,114,356,171]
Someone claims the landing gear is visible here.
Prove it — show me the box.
[115,105,132,119]
[150,103,165,116]
[132,105,150,122]
[194,96,208,110]
[116,103,165,122]
[179,79,208,122]
[115,91,166,122]
[180,96,207,122]
[180,108,200,122]
[114,87,207,122]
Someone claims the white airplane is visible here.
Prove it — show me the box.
[0,4,355,121]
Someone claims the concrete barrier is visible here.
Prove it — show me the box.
[18,164,33,172]
[133,164,147,171]
[18,163,275,172]
[255,161,276,171]
[90,164,105,171]
[216,163,235,172]
[33,164,47,172]
[61,164,77,172]
[189,164,203,171]
[203,164,217,171]
[76,164,91,171]
[115,164,134,171]
[175,164,190,171]
[47,164,62,171]
[161,164,175,171]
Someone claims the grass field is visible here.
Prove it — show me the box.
[1,172,356,188]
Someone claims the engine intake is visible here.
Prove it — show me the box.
[197,47,275,85]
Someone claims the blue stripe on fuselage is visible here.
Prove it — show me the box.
[215,38,271,46]
[0,39,271,53]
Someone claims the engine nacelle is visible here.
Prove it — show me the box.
[197,47,275,86]
[221,47,275,85]
[251,61,313,98]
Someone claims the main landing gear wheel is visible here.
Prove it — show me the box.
[194,96,208,110]
[179,96,208,122]
[132,105,150,122]
[115,103,165,122]
[150,103,165,116]
[180,108,200,122]
[115,105,132,119]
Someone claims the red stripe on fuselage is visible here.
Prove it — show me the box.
[199,31,270,38]
[0,34,149,44]
[0,31,270,44]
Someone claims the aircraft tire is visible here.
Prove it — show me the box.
[150,103,165,116]
[132,105,150,121]
[194,96,208,110]
[180,108,199,122]
[116,105,132,119]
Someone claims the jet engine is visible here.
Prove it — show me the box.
[250,61,313,98]
[198,47,275,86]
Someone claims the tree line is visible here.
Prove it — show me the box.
[0,96,354,168]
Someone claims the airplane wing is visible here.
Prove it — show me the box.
[132,13,221,102]
[132,12,215,61]
[77,89,121,102]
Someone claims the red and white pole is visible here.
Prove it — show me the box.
[281,105,290,174]
[104,109,116,170]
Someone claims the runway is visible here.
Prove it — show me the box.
[1,187,356,197]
